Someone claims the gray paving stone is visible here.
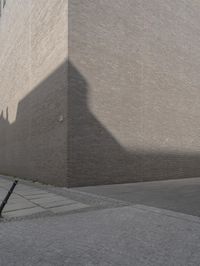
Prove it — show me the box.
[4,207,45,218]
[0,176,93,219]
[25,193,56,200]
[0,192,22,201]
[50,203,89,213]
[1,179,11,186]
[16,190,46,196]
[0,194,7,200]
[0,181,11,188]
[9,194,23,199]
[39,199,78,208]
[15,185,30,189]
[15,186,36,192]
[8,197,29,204]
[31,196,67,204]
[10,193,26,198]
[4,201,36,212]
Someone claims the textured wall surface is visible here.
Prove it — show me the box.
[68,0,200,186]
[2,0,200,187]
[0,0,68,186]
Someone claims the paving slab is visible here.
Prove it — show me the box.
[25,193,57,200]
[4,207,46,218]
[0,176,93,220]
[30,196,68,204]
[39,199,77,208]
[16,190,47,196]
[4,201,35,212]
[8,197,31,204]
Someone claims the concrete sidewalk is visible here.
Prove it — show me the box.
[0,176,90,219]
[1,175,200,265]
[0,175,127,220]
[1,204,200,266]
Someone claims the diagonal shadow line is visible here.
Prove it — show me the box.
[0,59,200,187]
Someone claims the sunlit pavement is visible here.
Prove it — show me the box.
[0,176,89,220]
[1,175,200,265]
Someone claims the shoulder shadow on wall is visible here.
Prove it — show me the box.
[0,59,200,187]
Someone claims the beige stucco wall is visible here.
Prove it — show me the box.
[68,0,200,186]
[1,0,200,187]
[0,0,68,186]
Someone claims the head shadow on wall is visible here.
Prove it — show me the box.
[1,60,200,187]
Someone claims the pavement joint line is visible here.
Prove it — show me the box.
[4,206,47,218]
[38,199,78,208]
[49,203,90,214]
[3,175,128,206]
[15,191,47,196]
[67,188,131,206]
[24,193,58,200]
[0,183,87,218]
[4,205,36,213]
[5,191,47,215]
[0,175,131,220]
[30,196,70,204]
[0,205,99,222]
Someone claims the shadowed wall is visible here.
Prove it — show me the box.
[1,0,200,187]
[68,0,200,186]
[68,61,200,186]
[0,0,68,186]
